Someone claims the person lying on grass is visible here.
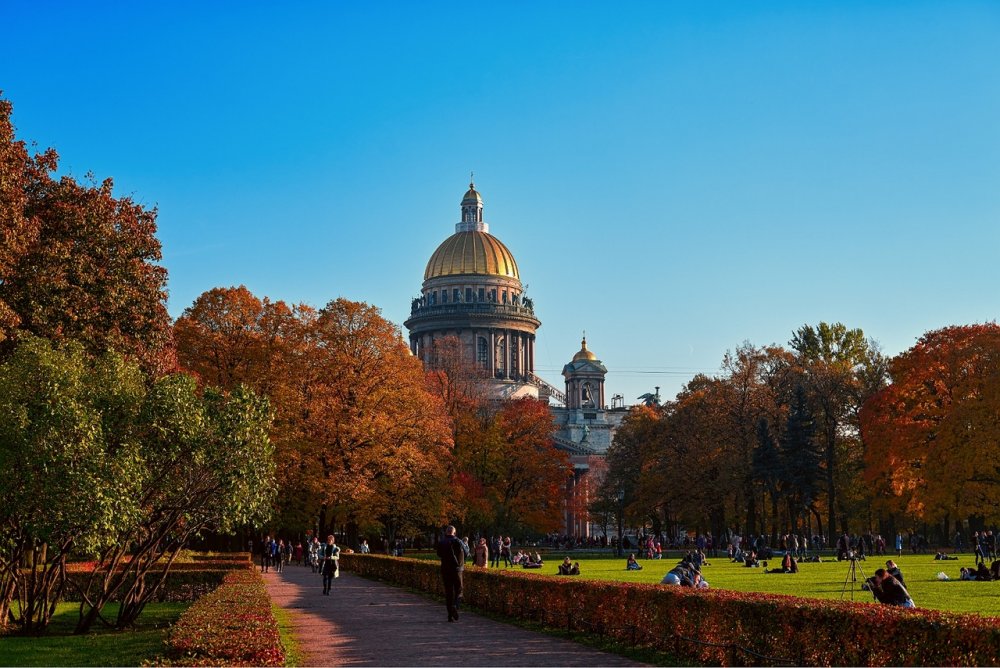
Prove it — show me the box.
[661,556,709,588]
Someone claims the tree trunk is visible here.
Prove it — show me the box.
[826,419,837,546]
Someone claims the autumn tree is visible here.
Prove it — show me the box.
[597,405,668,535]
[175,289,455,544]
[0,95,171,371]
[861,324,1000,531]
[424,337,569,535]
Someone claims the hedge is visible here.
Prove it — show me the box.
[341,554,1000,666]
[164,569,284,666]
[63,553,253,603]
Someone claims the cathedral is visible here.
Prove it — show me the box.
[405,181,626,537]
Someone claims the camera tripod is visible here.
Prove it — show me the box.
[840,556,868,601]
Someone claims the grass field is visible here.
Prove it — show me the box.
[0,602,188,667]
[513,552,1000,616]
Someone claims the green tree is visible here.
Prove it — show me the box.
[790,322,886,539]
[0,337,144,632]
[75,374,275,632]
[779,384,821,532]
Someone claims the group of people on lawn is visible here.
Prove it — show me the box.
[959,560,1000,581]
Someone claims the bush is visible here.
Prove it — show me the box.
[164,570,284,666]
[64,553,253,603]
[341,554,1000,666]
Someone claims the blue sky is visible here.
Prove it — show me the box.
[4,1,999,402]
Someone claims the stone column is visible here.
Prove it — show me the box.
[489,329,496,377]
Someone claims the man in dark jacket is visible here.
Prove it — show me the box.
[871,568,914,607]
[437,525,465,621]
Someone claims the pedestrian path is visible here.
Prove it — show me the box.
[263,565,642,666]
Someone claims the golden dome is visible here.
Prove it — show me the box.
[572,337,597,362]
[462,183,482,203]
[424,231,520,281]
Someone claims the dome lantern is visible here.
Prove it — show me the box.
[457,175,487,232]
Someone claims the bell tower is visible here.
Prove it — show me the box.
[563,336,607,413]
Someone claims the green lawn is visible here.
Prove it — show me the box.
[0,602,188,667]
[523,552,1000,616]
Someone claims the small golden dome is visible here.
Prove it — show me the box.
[462,182,482,203]
[424,231,519,281]
[573,337,597,362]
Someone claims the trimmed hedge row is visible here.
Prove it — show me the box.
[164,569,284,666]
[63,554,253,603]
[341,554,1000,666]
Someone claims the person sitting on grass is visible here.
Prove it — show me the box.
[975,562,992,581]
[868,568,915,608]
[742,550,760,568]
[522,552,543,569]
[991,560,1000,581]
[766,551,798,573]
[885,560,905,585]
[558,557,580,575]
[626,553,643,570]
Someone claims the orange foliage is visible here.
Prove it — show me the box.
[174,288,454,537]
[0,95,171,371]
[426,337,570,534]
[861,324,1000,524]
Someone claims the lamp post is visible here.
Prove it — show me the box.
[616,487,625,558]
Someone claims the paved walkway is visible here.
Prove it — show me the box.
[263,565,642,666]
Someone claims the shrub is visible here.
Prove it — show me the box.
[341,554,1000,666]
[165,570,284,667]
[64,554,253,603]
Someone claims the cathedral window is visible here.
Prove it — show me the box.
[490,289,497,302]
[441,290,448,303]
[477,337,488,368]
[453,288,460,302]
[466,287,473,302]
[478,288,485,301]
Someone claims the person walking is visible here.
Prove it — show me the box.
[321,534,341,596]
[437,525,465,621]
[273,539,284,573]
[261,535,273,573]
[490,536,501,568]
